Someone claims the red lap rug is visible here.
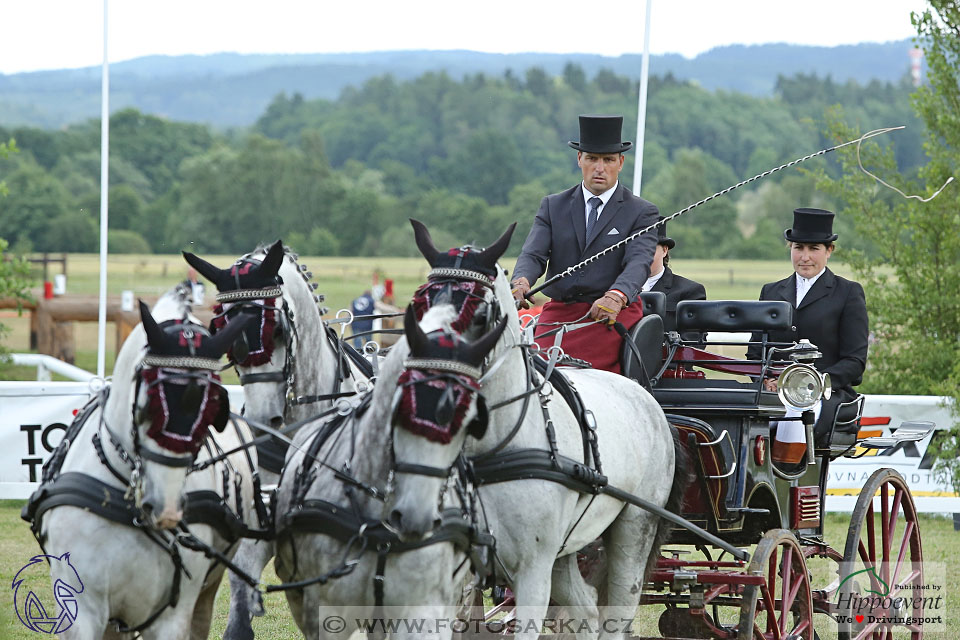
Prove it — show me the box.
[533,300,644,374]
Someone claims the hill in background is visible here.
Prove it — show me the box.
[0,40,919,128]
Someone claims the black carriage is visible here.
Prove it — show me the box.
[621,294,932,640]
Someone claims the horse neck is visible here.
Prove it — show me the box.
[278,257,350,421]
[63,326,144,480]
[350,338,408,485]
[467,271,544,455]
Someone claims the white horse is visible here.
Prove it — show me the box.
[272,302,505,640]
[183,241,373,640]
[24,288,259,639]
[389,222,683,639]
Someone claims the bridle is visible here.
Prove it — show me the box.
[94,323,230,509]
[210,255,355,421]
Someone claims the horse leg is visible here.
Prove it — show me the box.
[550,553,600,640]
[188,565,225,640]
[285,587,306,635]
[56,597,109,640]
[598,506,659,640]
[509,557,556,640]
[224,538,273,640]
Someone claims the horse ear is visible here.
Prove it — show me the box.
[403,304,430,356]
[206,312,255,358]
[139,300,164,348]
[410,218,441,267]
[476,223,516,271]
[260,240,285,278]
[463,315,508,367]
[182,251,224,285]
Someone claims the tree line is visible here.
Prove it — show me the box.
[0,65,924,261]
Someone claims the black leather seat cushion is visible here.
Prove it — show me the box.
[676,300,793,333]
[639,291,666,319]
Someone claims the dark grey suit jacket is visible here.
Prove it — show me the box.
[513,182,659,304]
[745,268,868,392]
[650,266,707,332]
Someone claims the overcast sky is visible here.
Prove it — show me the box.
[1,0,929,75]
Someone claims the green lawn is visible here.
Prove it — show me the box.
[2,500,955,639]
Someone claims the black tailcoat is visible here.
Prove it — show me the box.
[745,268,868,394]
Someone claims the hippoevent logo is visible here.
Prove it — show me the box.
[11,553,84,634]
[834,564,945,631]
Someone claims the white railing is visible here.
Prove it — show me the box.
[9,353,96,382]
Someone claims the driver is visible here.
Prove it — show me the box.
[746,208,868,466]
[510,114,659,373]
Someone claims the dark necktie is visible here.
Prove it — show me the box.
[586,196,601,240]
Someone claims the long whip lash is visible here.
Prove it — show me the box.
[526,126,912,299]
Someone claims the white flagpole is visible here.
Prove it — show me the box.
[632,0,653,194]
[96,0,110,379]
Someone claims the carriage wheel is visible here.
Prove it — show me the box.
[837,468,923,640]
[738,529,815,640]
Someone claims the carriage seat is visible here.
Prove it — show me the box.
[620,312,664,385]
[676,300,793,333]
[639,291,666,320]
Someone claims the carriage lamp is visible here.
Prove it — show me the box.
[777,363,829,409]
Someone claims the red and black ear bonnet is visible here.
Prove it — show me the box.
[137,301,251,454]
[184,240,286,367]
[409,219,515,335]
[395,306,508,444]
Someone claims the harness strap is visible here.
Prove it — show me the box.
[374,547,388,608]
[239,371,286,384]
[470,448,749,562]
[393,462,451,478]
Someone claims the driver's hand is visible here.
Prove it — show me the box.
[511,277,531,309]
[763,378,778,392]
[588,291,625,325]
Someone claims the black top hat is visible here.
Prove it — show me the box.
[568,115,633,154]
[656,216,675,249]
[784,208,838,243]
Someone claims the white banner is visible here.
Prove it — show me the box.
[1,384,957,511]
[0,382,245,499]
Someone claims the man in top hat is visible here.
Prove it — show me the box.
[746,208,869,467]
[511,114,659,373]
[643,216,707,334]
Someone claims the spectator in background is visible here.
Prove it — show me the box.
[350,289,375,348]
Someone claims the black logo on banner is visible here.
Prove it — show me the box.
[21,423,67,482]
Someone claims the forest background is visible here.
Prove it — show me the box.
[0,41,928,262]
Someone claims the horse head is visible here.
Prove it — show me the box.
[184,240,332,435]
[386,305,506,541]
[410,218,515,341]
[132,297,250,529]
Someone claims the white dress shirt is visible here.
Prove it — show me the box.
[795,268,826,305]
[580,181,618,226]
[642,268,665,292]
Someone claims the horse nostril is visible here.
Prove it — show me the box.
[142,501,155,516]
[432,517,441,530]
[388,509,403,531]
[270,416,284,429]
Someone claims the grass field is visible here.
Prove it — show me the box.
[1,500,955,639]
[1,252,860,380]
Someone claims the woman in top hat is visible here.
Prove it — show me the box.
[510,114,660,373]
[746,208,869,464]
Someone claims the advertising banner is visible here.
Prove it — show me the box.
[1,383,957,511]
